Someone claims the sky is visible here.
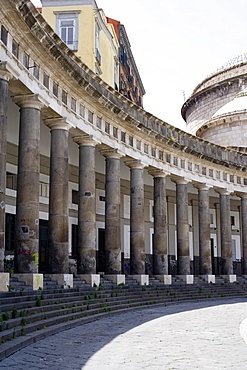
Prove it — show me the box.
[31,0,247,131]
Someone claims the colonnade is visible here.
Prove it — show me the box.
[1,67,247,291]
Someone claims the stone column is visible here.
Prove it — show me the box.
[0,66,12,272]
[175,179,190,275]
[73,135,99,274]
[13,94,43,273]
[219,190,233,275]
[101,149,124,274]
[239,193,247,274]
[45,118,71,274]
[198,185,212,275]
[149,169,169,275]
[126,161,145,275]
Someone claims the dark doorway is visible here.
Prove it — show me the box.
[39,219,49,273]
[98,228,105,273]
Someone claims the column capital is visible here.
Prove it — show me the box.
[73,134,100,147]
[171,175,189,185]
[0,61,19,81]
[124,159,146,169]
[100,148,125,159]
[148,168,170,178]
[44,117,72,131]
[194,182,211,191]
[12,94,47,110]
[215,187,232,196]
[236,192,247,199]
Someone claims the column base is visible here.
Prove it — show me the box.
[105,274,125,286]
[45,274,73,289]
[220,275,237,283]
[0,273,10,292]
[199,275,215,284]
[78,274,100,287]
[129,275,149,286]
[154,275,172,285]
[176,275,194,284]
[12,273,43,290]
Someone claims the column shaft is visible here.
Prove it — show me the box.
[220,193,233,274]
[15,104,40,273]
[105,155,121,274]
[176,182,190,274]
[198,187,212,274]
[241,196,247,274]
[153,175,168,275]
[78,144,96,274]
[48,127,69,274]
[0,78,9,271]
[130,165,145,274]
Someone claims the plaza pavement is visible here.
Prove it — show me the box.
[0,298,247,369]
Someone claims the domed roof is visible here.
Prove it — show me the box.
[213,90,247,117]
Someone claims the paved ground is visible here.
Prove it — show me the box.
[1,298,247,370]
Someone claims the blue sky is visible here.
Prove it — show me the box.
[31,0,247,130]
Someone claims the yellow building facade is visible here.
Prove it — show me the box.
[42,0,119,88]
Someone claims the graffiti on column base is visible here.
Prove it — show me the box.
[32,253,39,273]
[0,201,5,209]
[17,245,31,255]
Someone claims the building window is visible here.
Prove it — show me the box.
[152,148,156,158]
[53,81,58,97]
[216,170,220,180]
[173,157,178,166]
[62,90,67,105]
[72,190,78,204]
[129,136,133,147]
[56,11,80,51]
[113,127,118,138]
[230,175,234,183]
[159,151,163,161]
[95,21,101,65]
[237,176,241,184]
[195,164,199,173]
[6,172,17,190]
[80,104,85,118]
[12,39,19,58]
[181,159,185,168]
[23,52,29,69]
[188,162,192,171]
[1,26,8,46]
[144,144,148,154]
[71,97,76,112]
[105,122,110,134]
[88,110,93,124]
[166,154,171,163]
[43,73,49,89]
[223,173,227,181]
[202,167,206,175]
[96,116,102,129]
[136,140,141,150]
[209,169,213,178]
[33,64,40,80]
[121,132,126,143]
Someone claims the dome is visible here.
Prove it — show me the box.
[213,90,247,117]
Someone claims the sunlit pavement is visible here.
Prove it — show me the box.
[1,298,247,369]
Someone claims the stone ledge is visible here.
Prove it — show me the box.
[45,274,73,289]
[0,273,9,292]
[220,275,237,283]
[77,274,100,287]
[11,273,43,290]
[104,274,125,286]
[154,275,172,285]
[176,275,194,284]
[199,275,215,284]
[129,275,149,286]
